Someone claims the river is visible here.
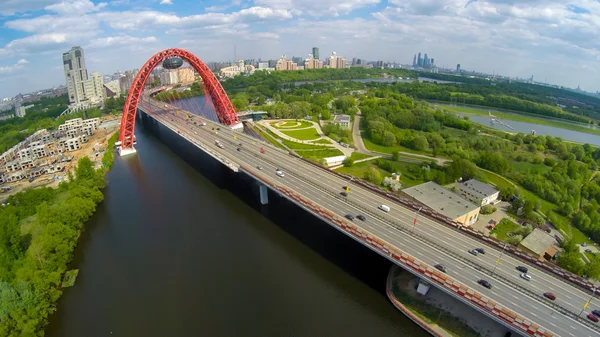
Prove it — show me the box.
[460,113,600,146]
[46,121,426,336]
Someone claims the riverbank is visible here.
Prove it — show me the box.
[433,103,600,137]
[387,265,507,337]
[0,131,119,336]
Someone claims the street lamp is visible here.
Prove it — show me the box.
[492,242,508,276]
[412,207,423,232]
[580,287,597,317]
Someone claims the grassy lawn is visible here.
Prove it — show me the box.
[281,128,321,140]
[295,149,344,159]
[435,103,600,137]
[271,120,313,129]
[510,160,552,174]
[350,152,372,161]
[282,139,329,150]
[336,161,389,178]
[255,126,286,149]
[311,138,332,144]
[362,135,432,157]
[490,218,521,242]
[335,159,425,187]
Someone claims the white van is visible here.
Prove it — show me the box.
[378,205,390,212]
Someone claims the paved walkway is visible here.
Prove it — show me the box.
[352,112,378,156]
[259,119,354,157]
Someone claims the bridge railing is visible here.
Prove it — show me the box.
[289,152,599,298]
[243,164,559,337]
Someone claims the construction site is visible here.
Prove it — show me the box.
[0,115,120,201]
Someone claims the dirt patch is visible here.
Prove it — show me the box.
[0,125,118,202]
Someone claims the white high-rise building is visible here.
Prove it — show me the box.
[62,46,104,109]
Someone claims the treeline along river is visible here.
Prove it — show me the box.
[45,112,427,336]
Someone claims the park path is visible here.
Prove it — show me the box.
[258,119,354,157]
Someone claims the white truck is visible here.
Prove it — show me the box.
[378,205,390,212]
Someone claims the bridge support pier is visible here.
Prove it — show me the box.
[119,147,137,157]
[259,184,268,205]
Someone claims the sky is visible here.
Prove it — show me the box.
[0,0,599,97]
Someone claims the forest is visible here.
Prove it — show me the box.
[366,81,593,124]
[420,72,600,118]
[0,133,118,336]
[221,67,415,90]
[218,67,600,124]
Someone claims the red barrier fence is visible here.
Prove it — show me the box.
[256,173,556,337]
[294,155,598,296]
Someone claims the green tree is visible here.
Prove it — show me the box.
[364,167,383,185]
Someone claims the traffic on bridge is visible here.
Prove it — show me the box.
[118,48,600,337]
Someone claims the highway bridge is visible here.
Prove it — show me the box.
[118,48,600,337]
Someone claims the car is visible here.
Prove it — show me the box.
[520,273,532,281]
[544,292,556,301]
[478,279,492,289]
[239,143,243,146]
[586,249,593,253]
[516,266,528,273]
[587,313,599,322]
[256,165,263,170]
[345,214,355,221]
[434,264,447,273]
[582,243,588,247]
[592,310,600,317]
[356,215,366,221]
[236,148,241,151]
[475,248,486,254]
[276,169,284,177]
[342,185,348,190]
[468,249,479,256]
[340,191,348,197]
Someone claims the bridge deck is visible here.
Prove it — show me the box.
[138,98,600,337]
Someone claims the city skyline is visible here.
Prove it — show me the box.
[0,0,599,97]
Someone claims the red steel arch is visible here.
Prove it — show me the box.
[119,48,240,150]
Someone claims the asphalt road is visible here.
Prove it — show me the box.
[141,99,600,337]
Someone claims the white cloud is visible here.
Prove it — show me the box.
[86,35,157,48]
[0,59,29,74]
[45,0,108,16]
[159,0,173,4]
[253,0,380,16]
[1,0,600,96]
[0,0,56,15]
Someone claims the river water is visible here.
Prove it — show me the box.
[461,113,600,146]
[46,120,426,336]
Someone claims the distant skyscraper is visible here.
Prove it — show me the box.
[312,47,319,60]
[430,58,434,66]
[413,54,417,66]
[417,52,422,67]
[456,64,461,72]
[62,46,104,108]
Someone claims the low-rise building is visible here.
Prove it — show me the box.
[457,179,500,206]
[333,114,351,129]
[518,228,559,261]
[66,135,88,151]
[5,160,20,173]
[402,181,481,226]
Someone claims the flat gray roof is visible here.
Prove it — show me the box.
[402,181,480,220]
[333,114,350,123]
[458,179,498,199]
[520,228,556,256]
